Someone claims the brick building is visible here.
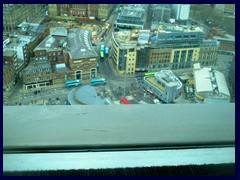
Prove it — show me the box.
[22,27,98,89]
[3,64,16,92]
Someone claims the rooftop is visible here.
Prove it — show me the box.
[113,30,139,49]
[53,63,70,73]
[121,9,143,18]
[213,34,235,42]
[157,23,203,34]
[74,85,105,105]
[3,50,16,57]
[34,33,66,51]
[194,68,230,98]
[24,57,51,74]
[52,27,67,37]
[155,70,182,88]
[67,29,98,60]
[138,30,150,45]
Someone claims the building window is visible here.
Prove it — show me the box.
[76,70,82,80]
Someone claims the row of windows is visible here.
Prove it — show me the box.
[26,76,51,82]
[48,52,61,56]
[151,52,171,55]
[151,55,170,59]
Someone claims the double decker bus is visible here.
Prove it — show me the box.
[65,80,82,88]
[144,72,156,77]
[100,51,104,62]
[91,78,106,86]
[120,97,130,105]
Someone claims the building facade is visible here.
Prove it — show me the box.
[143,70,182,103]
[22,57,52,89]
[171,4,190,21]
[150,4,171,23]
[224,4,235,15]
[55,4,115,20]
[198,40,219,66]
[213,34,235,54]
[23,27,98,89]
[98,4,115,20]
[110,23,219,74]
[3,50,18,72]
[3,64,16,92]
[3,4,47,31]
[116,4,148,29]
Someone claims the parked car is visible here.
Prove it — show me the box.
[34,90,40,95]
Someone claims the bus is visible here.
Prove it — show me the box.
[114,8,118,14]
[91,78,106,86]
[105,47,109,56]
[144,72,156,77]
[100,51,104,62]
[65,80,82,88]
[120,97,130,105]
[100,45,105,52]
[119,4,123,11]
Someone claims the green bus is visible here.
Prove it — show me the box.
[144,72,156,77]
[100,51,104,62]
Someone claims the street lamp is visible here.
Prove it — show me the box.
[123,53,128,97]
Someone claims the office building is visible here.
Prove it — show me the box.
[3,4,47,31]
[171,4,190,21]
[115,4,148,29]
[143,70,182,103]
[111,29,138,74]
[110,23,219,74]
[150,4,171,23]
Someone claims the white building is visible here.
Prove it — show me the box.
[171,4,190,20]
[143,70,182,103]
[194,66,230,103]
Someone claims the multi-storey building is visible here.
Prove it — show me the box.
[48,4,57,17]
[110,23,219,74]
[98,4,115,20]
[3,64,16,92]
[150,4,171,23]
[224,4,235,15]
[4,37,28,76]
[213,34,235,55]
[3,4,47,31]
[171,4,190,21]
[116,4,148,29]
[22,57,52,89]
[143,70,182,103]
[3,50,18,72]
[23,27,98,89]
[198,40,219,66]
[111,30,138,74]
[148,23,217,70]
[55,4,115,20]
[65,28,98,80]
